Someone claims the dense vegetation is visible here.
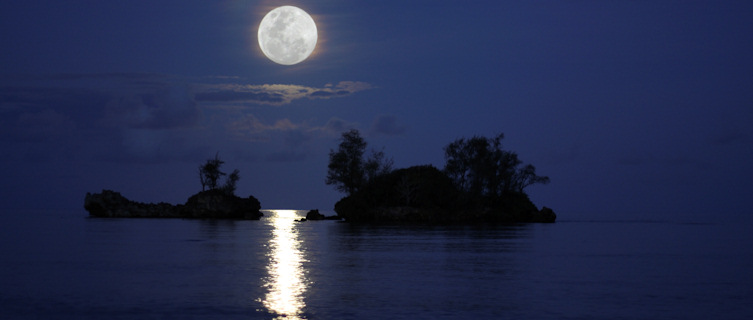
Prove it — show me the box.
[325,129,393,195]
[327,130,555,223]
[86,154,262,220]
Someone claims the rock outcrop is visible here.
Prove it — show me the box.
[182,190,263,219]
[334,203,556,224]
[334,165,556,224]
[531,207,557,223]
[84,189,263,220]
[303,209,341,221]
[305,209,325,220]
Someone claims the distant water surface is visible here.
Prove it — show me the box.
[1,210,751,319]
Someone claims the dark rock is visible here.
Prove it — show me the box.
[306,209,327,220]
[84,190,181,218]
[182,190,262,219]
[304,209,341,221]
[334,165,556,224]
[84,189,263,220]
[305,209,325,220]
[532,206,557,223]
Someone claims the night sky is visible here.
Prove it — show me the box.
[2,1,751,222]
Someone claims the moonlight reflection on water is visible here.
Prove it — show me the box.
[261,210,307,318]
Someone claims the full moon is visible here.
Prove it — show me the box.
[258,6,318,65]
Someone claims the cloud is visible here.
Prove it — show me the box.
[282,129,312,147]
[226,114,301,141]
[370,115,406,135]
[321,117,357,135]
[0,73,372,164]
[120,128,169,158]
[1,74,200,131]
[195,81,373,106]
[101,85,200,130]
[195,90,285,104]
[223,115,360,163]
[226,114,358,142]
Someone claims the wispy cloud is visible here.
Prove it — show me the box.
[195,81,373,106]
[101,85,200,130]
[321,117,357,135]
[223,115,360,163]
[226,114,298,141]
[0,73,373,164]
[226,114,356,143]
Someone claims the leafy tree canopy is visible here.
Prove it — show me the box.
[326,129,393,195]
[443,133,549,198]
[329,131,554,223]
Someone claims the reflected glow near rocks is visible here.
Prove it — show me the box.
[262,210,307,319]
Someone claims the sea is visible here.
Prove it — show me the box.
[1,209,752,319]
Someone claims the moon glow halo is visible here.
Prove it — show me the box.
[258,6,318,65]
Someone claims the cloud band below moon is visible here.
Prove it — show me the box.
[195,81,372,106]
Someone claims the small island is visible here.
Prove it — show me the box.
[84,154,263,220]
[326,130,556,224]
[84,130,556,224]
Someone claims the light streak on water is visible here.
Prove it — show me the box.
[261,210,307,319]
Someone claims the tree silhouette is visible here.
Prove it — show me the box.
[364,148,393,182]
[326,129,393,195]
[443,133,549,198]
[222,169,240,195]
[198,153,241,195]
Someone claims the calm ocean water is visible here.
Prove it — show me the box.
[1,209,752,319]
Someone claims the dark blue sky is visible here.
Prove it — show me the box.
[1,1,751,221]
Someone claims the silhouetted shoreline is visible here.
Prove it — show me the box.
[84,189,263,220]
[326,132,556,224]
[333,166,556,224]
